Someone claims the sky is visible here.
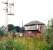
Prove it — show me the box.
[0,0,53,27]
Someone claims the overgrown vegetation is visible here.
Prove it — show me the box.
[0,19,53,50]
[0,37,47,50]
[45,18,53,50]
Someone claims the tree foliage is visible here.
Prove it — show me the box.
[0,28,4,36]
[7,24,15,32]
[14,26,21,32]
[46,18,53,46]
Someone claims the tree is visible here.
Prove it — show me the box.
[14,26,21,32]
[7,24,15,32]
[0,28,4,36]
[46,18,53,46]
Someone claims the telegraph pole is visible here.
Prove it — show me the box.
[2,0,14,32]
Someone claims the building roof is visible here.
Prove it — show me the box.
[24,21,45,26]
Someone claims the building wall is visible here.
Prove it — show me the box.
[24,30,41,37]
[24,24,45,33]
[24,25,38,30]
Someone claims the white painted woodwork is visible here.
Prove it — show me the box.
[24,25,38,30]
[24,24,45,33]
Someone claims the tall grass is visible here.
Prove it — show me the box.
[0,37,48,50]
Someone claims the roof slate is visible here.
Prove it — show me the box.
[24,21,45,26]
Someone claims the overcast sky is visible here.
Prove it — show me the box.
[0,0,53,27]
